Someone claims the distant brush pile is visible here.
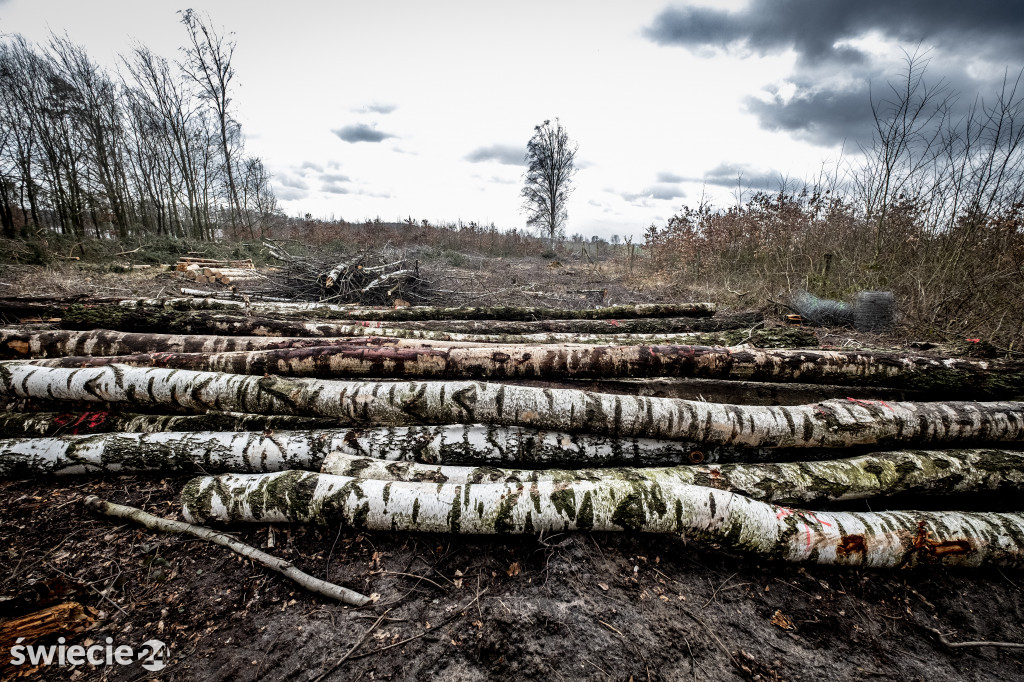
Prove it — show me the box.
[790,291,894,332]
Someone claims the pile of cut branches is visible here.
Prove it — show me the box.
[257,241,433,304]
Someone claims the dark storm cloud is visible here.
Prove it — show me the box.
[332,124,395,143]
[645,1,1024,147]
[744,84,874,146]
[644,1,1024,62]
[465,144,527,166]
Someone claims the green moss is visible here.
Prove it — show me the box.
[549,486,577,520]
[492,485,524,534]
[576,491,594,531]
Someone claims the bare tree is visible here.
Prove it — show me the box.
[178,9,244,237]
[521,119,577,244]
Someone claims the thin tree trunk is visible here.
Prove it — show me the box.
[180,471,1024,568]
[24,341,1024,396]
[2,363,1023,448]
[320,449,1024,506]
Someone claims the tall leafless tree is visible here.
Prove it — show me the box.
[178,9,245,237]
[521,119,577,244]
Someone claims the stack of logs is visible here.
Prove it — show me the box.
[1,295,1024,578]
[175,257,261,286]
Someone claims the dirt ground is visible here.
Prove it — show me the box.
[1,260,1023,681]
[2,476,1024,681]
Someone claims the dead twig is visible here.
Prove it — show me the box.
[313,609,392,681]
[84,496,371,606]
[925,625,1024,650]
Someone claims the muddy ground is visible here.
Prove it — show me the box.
[2,476,1024,681]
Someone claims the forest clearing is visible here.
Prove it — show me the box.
[1,245,1023,681]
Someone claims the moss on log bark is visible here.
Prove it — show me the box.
[25,342,1024,396]
[321,449,1024,506]
[180,471,1024,568]
[2,362,1023,448]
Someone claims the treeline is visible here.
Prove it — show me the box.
[646,57,1024,347]
[0,10,277,243]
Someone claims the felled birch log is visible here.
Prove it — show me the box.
[84,496,370,605]
[0,410,341,438]
[23,343,1024,395]
[358,313,765,335]
[63,308,731,341]
[180,471,1024,568]
[321,449,1024,505]
[0,429,358,477]
[3,363,1022,448]
[110,298,717,321]
[0,328,394,359]
[0,425,816,476]
[1,325,814,357]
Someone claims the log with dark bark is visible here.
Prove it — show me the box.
[25,342,1024,396]
[363,313,765,335]
[0,410,341,438]
[180,470,1024,568]
[99,299,717,321]
[2,363,1022,448]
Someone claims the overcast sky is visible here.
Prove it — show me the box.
[2,1,1021,239]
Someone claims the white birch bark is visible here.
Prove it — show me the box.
[320,449,1024,505]
[0,425,794,476]
[0,430,356,476]
[2,362,1023,448]
[180,471,1024,568]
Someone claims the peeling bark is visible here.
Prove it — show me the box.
[22,342,1024,396]
[180,471,1024,568]
[0,410,339,437]
[2,362,1022,448]
[320,449,1024,505]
